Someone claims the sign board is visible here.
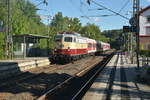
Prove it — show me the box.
[123,26,137,33]
[123,26,130,32]
[129,17,137,26]
[130,26,137,32]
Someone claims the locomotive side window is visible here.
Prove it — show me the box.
[64,37,72,42]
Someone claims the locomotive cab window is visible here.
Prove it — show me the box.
[64,37,72,42]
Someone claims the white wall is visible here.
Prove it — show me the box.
[140,9,150,35]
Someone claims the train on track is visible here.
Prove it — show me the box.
[50,32,110,63]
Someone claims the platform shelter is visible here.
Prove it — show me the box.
[13,34,50,58]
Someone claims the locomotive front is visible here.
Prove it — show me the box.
[51,33,76,62]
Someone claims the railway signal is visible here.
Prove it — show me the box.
[87,0,91,5]
[129,17,137,26]
[123,26,130,33]
[123,26,137,33]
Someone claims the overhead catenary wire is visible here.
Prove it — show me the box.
[88,8,106,11]
[81,14,117,17]
[87,0,129,20]
[80,0,89,12]
[68,0,95,22]
[118,0,130,13]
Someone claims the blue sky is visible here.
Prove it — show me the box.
[30,0,150,31]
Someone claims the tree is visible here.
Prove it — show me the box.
[51,12,65,32]
[102,29,123,49]
[67,18,82,32]
[80,23,108,42]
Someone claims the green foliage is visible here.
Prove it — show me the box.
[12,0,44,35]
[50,12,109,48]
[102,29,123,49]
[50,12,82,33]
[146,67,150,75]
[140,50,150,57]
[80,23,109,42]
[0,0,109,59]
[0,33,5,59]
[0,1,6,59]
[140,43,145,50]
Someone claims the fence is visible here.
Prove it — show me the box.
[139,56,150,67]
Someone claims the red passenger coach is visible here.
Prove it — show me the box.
[101,42,110,51]
[87,39,96,54]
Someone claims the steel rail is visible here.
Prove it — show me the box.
[37,52,115,100]
[37,58,101,100]
[72,52,116,100]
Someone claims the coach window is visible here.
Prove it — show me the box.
[64,37,72,42]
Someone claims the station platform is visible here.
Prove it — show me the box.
[83,52,150,100]
[0,57,50,80]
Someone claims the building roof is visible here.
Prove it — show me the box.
[139,5,150,15]
[13,34,50,39]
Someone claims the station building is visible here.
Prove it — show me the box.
[139,5,150,50]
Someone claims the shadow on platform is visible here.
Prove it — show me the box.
[87,65,150,99]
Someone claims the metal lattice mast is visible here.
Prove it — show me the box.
[6,0,13,59]
[133,0,140,68]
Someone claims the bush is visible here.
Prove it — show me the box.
[146,67,150,75]
[0,33,5,59]
[140,50,150,57]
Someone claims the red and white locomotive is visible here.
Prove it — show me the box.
[50,32,110,62]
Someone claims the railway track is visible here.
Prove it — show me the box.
[0,63,73,88]
[37,52,115,100]
[0,55,104,100]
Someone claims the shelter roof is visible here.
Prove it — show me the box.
[13,34,50,39]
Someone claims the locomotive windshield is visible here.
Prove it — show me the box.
[64,37,72,42]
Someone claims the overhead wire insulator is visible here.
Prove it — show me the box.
[43,0,48,6]
[87,0,91,5]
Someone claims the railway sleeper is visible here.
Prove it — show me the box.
[38,52,115,100]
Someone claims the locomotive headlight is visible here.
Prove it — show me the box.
[67,47,70,51]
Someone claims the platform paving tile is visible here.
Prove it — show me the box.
[110,54,121,100]
[82,55,118,100]
[83,53,150,100]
